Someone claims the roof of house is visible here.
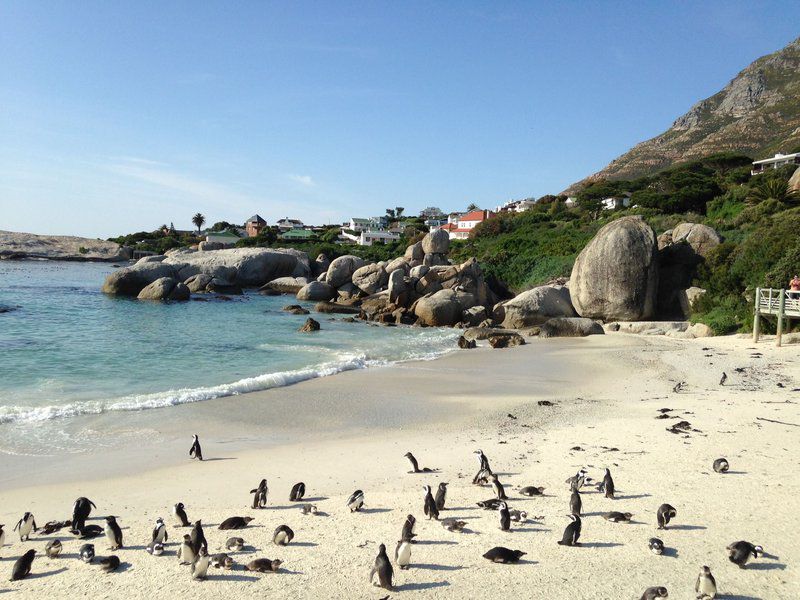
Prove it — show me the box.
[207,230,241,239]
[459,209,495,221]
[278,218,304,224]
[753,152,800,165]
[280,229,314,238]
[246,214,266,224]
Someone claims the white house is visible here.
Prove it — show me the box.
[601,195,632,211]
[439,209,495,240]
[420,206,444,219]
[205,230,240,246]
[751,152,800,175]
[276,218,304,231]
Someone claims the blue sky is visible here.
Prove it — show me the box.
[1,2,799,238]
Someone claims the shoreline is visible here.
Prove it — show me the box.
[1,334,798,598]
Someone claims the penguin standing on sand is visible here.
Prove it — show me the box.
[649,538,665,555]
[435,482,448,511]
[0,524,5,550]
[423,485,439,520]
[640,587,669,599]
[189,434,203,461]
[600,468,615,499]
[498,501,511,531]
[105,516,123,550]
[14,512,37,541]
[566,469,588,491]
[657,504,677,529]
[713,458,729,473]
[727,541,763,568]
[45,539,62,558]
[11,549,36,581]
[273,525,294,546]
[472,449,493,484]
[401,515,417,543]
[178,534,195,564]
[79,543,95,563]
[369,544,393,590]
[695,565,717,599]
[152,518,168,544]
[72,497,97,531]
[347,490,365,512]
[289,482,305,502]
[490,474,508,500]
[190,520,208,553]
[395,539,411,569]
[570,489,582,516]
[404,452,433,473]
[250,479,268,509]
[557,514,581,546]
[191,548,210,580]
[173,502,190,527]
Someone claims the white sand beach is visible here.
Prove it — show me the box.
[1,333,798,599]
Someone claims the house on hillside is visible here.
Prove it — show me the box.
[280,228,315,241]
[245,215,267,237]
[601,193,632,211]
[420,206,444,219]
[439,209,496,240]
[205,230,241,246]
[276,218,305,231]
[751,152,800,175]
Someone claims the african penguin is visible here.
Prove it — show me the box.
[273,525,294,546]
[211,553,234,569]
[190,520,208,553]
[713,458,729,473]
[218,516,254,530]
[519,485,545,496]
[178,534,196,564]
[173,502,190,527]
[404,452,433,473]
[441,518,467,532]
[498,501,511,531]
[189,434,203,460]
[250,479,268,508]
[71,497,96,531]
[79,543,95,563]
[648,537,665,555]
[434,482,448,511]
[225,537,245,552]
[557,514,581,546]
[104,516,123,549]
[727,541,763,568]
[640,586,669,599]
[45,539,62,558]
[482,546,526,563]
[14,512,37,541]
[695,565,717,599]
[347,489,365,512]
[11,549,36,581]
[146,541,165,556]
[570,489,582,516]
[191,548,210,580]
[369,543,393,590]
[601,468,615,499]
[603,511,632,523]
[401,514,417,542]
[244,558,282,573]
[657,504,677,529]
[395,539,411,569]
[152,517,168,544]
[289,482,306,502]
[490,473,508,500]
[423,485,439,520]
[98,555,120,573]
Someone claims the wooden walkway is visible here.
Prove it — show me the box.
[753,287,800,346]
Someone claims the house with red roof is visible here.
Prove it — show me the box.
[435,209,495,240]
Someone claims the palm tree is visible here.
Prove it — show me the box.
[466,203,479,211]
[191,213,206,233]
[395,206,405,218]
[746,179,799,206]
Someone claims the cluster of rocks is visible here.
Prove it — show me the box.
[100,215,718,344]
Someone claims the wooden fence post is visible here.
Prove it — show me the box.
[753,287,761,342]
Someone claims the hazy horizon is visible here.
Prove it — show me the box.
[2,2,799,238]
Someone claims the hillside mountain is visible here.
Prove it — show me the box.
[564,36,800,194]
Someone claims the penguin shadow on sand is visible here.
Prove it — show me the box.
[576,541,624,549]
[715,595,763,600]
[413,539,458,546]
[746,555,786,571]
[411,563,466,572]
[614,493,652,500]
[394,580,451,592]
[24,566,69,580]
[665,524,707,531]
[358,507,393,515]
[660,546,679,558]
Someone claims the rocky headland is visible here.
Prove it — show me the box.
[0,230,130,262]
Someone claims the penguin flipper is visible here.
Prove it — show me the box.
[369,566,376,583]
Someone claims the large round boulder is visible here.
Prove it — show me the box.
[789,166,800,193]
[260,276,309,294]
[670,223,721,257]
[297,281,336,301]
[569,216,659,321]
[539,317,604,338]
[101,262,179,296]
[325,255,367,288]
[352,263,389,295]
[385,257,409,274]
[500,285,577,329]
[404,242,424,262]
[421,229,450,255]
[136,277,190,301]
[413,289,476,327]
[184,273,213,292]
[162,248,307,286]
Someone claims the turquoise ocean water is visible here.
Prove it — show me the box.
[0,261,459,448]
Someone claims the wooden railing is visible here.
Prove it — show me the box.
[753,287,800,346]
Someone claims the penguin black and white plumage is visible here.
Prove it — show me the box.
[347,490,365,512]
[695,565,717,599]
[0,524,6,550]
[395,539,411,570]
[14,512,37,541]
[423,485,439,520]
[299,504,318,515]
[475,449,491,472]
[218,516,254,530]
[519,486,545,497]
[472,449,492,484]
[250,479,268,508]
[566,469,588,491]
[369,543,393,590]
[490,474,508,500]
[401,514,417,542]
[71,497,96,531]
[713,458,729,473]
[557,514,581,546]
[10,549,35,581]
[244,558,282,573]
[441,518,467,532]
[152,517,168,544]
[603,511,632,523]
[404,452,433,473]
[191,548,210,580]
[657,504,677,529]
[75,524,103,539]
[434,482,448,511]
[190,520,208,553]
[146,541,164,556]
[273,525,294,546]
[45,539,62,558]
[189,434,203,461]
[173,502,191,527]
[498,501,511,531]
[482,546,526,563]
[640,586,669,599]
[727,541,763,568]
[226,537,245,552]
[719,372,727,386]
[178,534,196,564]
[600,468,615,499]
[649,537,665,555]
[104,516,123,549]
[509,509,527,523]
[570,489,582,516]
[79,543,95,563]
[477,498,503,510]
[98,555,120,573]
[211,553,234,569]
[289,482,305,502]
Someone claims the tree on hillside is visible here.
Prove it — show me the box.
[395,206,405,218]
[192,213,206,233]
[467,203,479,211]
[746,178,799,206]
[386,208,396,219]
